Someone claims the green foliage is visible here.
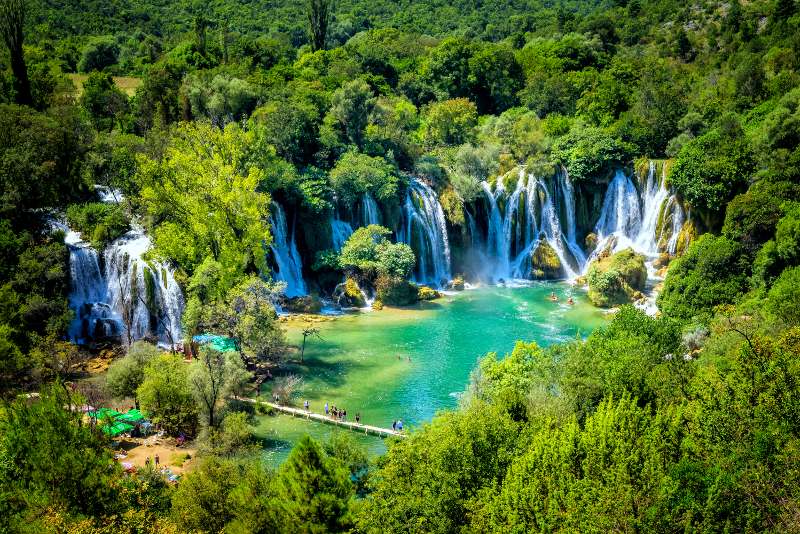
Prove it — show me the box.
[670,129,757,209]
[78,36,120,73]
[329,78,377,149]
[137,354,199,435]
[137,121,272,281]
[328,151,399,208]
[105,341,160,401]
[586,248,646,307]
[273,434,354,533]
[0,385,117,531]
[356,398,525,534]
[338,225,415,282]
[66,202,129,248]
[722,180,800,257]
[752,203,800,287]
[550,126,634,181]
[79,71,129,131]
[764,266,800,327]
[657,234,749,321]
[425,98,478,147]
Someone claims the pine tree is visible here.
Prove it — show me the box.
[274,435,353,533]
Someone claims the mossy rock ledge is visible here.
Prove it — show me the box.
[587,248,648,307]
[279,294,324,314]
[333,279,367,308]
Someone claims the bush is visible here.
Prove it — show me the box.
[722,181,800,257]
[550,126,635,182]
[764,266,800,327]
[752,203,800,287]
[376,277,418,305]
[418,286,441,300]
[586,249,646,307]
[78,36,121,73]
[669,130,756,209]
[657,235,748,321]
[65,202,129,248]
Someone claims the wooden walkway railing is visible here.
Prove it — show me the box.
[239,398,407,439]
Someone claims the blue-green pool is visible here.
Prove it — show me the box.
[254,281,609,464]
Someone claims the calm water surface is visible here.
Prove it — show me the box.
[254,281,609,465]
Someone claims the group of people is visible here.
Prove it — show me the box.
[324,403,361,425]
[396,354,411,361]
[551,291,575,304]
[392,420,404,434]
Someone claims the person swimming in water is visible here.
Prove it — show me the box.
[568,296,574,303]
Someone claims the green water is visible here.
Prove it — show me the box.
[254,281,609,464]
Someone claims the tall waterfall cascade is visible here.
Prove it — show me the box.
[590,162,687,263]
[269,202,307,299]
[398,178,451,284]
[482,168,586,280]
[62,222,185,346]
[361,193,381,227]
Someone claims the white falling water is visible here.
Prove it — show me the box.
[589,165,687,262]
[269,203,307,298]
[362,193,381,227]
[481,169,583,280]
[398,178,451,284]
[330,212,353,251]
[62,220,184,347]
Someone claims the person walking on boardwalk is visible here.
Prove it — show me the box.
[325,403,329,415]
[305,400,309,411]
[343,408,347,422]
[276,394,280,405]
[392,420,397,433]
[356,411,360,424]
[398,420,403,433]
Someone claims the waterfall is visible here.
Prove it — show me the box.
[62,221,185,347]
[466,210,477,247]
[482,180,507,275]
[269,202,307,299]
[362,193,381,227]
[330,211,353,251]
[398,178,451,284]
[589,165,688,261]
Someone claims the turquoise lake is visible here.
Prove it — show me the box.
[253,281,610,464]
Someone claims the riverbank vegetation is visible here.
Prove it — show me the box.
[2,0,800,531]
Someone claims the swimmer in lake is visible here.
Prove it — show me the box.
[568,296,574,303]
[469,297,473,301]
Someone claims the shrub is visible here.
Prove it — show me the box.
[657,235,748,321]
[550,126,635,182]
[669,130,756,209]
[418,286,441,300]
[377,277,418,305]
[65,202,129,248]
[78,36,121,73]
[586,249,646,307]
[764,266,800,327]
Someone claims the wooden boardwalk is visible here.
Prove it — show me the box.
[239,398,407,439]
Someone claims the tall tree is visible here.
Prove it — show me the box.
[274,435,354,533]
[194,12,207,56]
[307,0,332,52]
[0,0,32,107]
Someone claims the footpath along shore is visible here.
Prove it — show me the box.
[236,397,408,438]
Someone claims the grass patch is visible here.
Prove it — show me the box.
[170,452,191,468]
[68,74,142,96]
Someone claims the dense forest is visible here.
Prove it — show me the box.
[2,0,800,531]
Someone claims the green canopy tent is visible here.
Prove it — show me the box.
[88,408,122,419]
[117,409,147,423]
[102,422,134,436]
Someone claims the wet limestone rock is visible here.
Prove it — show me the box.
[334,279,366,308]
[584,233,599,254]
[675,219,699,256]
[377,278,418,305]
[587,247,648,307]
[531,241,565,279]
[279,294,324,314]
